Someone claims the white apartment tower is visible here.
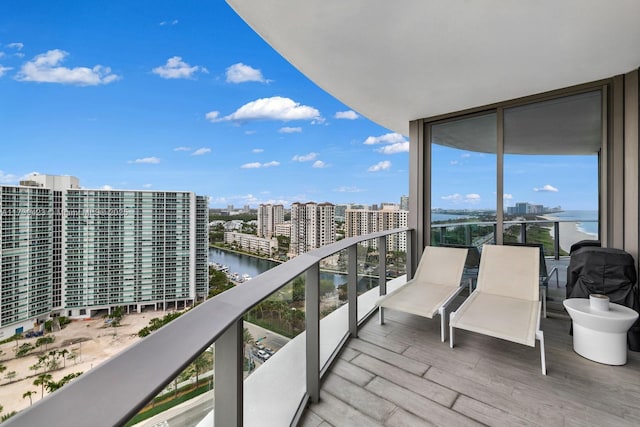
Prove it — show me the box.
[257,204,284,238]
[345,206,408,252]
[0,174,208,339]
[290,202,336,256]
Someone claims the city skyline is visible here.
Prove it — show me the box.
[0,2,598,211]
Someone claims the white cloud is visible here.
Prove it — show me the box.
[0,52,4,58]
[441,193,481,204]
[0,170,18,184]
[16,49,119,86]
[245,130,257,135]
[101,185,113,190]
[292,152,317,162]
[461,153,471,158]
[152,56,207,79]
[206,96,321,123]
[334,110,358,120]
[128,157,160,164]
[377,142,409,154]
[368,161,391,172]
[334,186,365,193]
[363,133,406,145]
[143,184,153,188]
[279,126,302,134]
[225,63,269,83]
[312,160,328,168]
[533,184,559,192]
[0,65,12,77]
[241,162,261,169]
[159,20,178,26]
[449,160,460,166]
[191,147,211,156]
[241,161,280,169]
[205,111,220,121]
[504,193,513,200]
[173,146,191,152]
[252,148,264,153]
[441,193,462,201]
[7,42,23,50]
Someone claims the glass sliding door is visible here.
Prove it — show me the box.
[430,112,497,249]
[502,91,601,257]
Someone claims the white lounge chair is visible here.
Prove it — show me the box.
[449,244,547,375]
[377,246,469,342]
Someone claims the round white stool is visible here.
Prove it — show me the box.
[564,298,639,365]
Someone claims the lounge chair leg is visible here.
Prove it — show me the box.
[439,306,446,342]
[542,287,547,318]
[537,329,546,375]
[449,312,455,348]
[468,278,472,295]
[379,307,385,325]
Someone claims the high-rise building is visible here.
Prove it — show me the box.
[0,174,208,339]
[345,206,408,252]
[400,195,409,211]
[257,204,284,238]
[290,202,336,257]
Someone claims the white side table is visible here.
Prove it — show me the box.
[563,298,639,365]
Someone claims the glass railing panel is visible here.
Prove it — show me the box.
[356,239,378,296]
[320,248,348,320]
[243,274,304,372]
[124,345,214,427]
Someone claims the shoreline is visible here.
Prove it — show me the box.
[539,215,598,253]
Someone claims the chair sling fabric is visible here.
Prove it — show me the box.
[377,246,468,342]
[449,244,547,375]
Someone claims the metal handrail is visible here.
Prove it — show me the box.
[6,227,411,427]
[432,219,598,259]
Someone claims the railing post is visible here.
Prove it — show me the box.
[465,225,471,245]
[407,229,415,280]
[440,226,446,244]
[348,244,358,338]
[554,221,560,260]
[520,222,527,243]
[378,236,387,296]
[493,224,498,244]
[305,262,320,403]
[215,319,243,427]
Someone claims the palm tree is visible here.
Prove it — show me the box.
[22,390,36,406]
[59,349,69,368]
[0,364,6,377]
[33,373,52,399]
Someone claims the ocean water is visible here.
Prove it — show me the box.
[548,210,598,236]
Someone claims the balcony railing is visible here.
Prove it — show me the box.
[5,227,412,427]
[431,219,598,259]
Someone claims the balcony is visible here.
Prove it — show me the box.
[7,222,640,427]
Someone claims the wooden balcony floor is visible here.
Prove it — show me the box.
[301,305,640,427]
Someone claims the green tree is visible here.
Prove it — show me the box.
[5,371,16,383]
[15,343,35,358]
[58,349,69,368]
[22,390,36,406]
[45,372,83,393]
[34,373,53,399]
[35,335,55,352]
[0,364,6,377]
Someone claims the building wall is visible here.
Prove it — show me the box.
[257,204,284,238]
[224,231,276,255]
[0,186,53,334]
[290,202,336,256]
[0,177,209,335]
[345,208,407,251]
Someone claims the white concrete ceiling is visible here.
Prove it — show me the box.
[227,0,640,136]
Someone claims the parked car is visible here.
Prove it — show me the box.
[257,350,270,360]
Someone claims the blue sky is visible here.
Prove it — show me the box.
[0,1,408,208]
[0,1,598,210]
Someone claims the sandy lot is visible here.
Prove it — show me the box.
[0,311,169,415]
